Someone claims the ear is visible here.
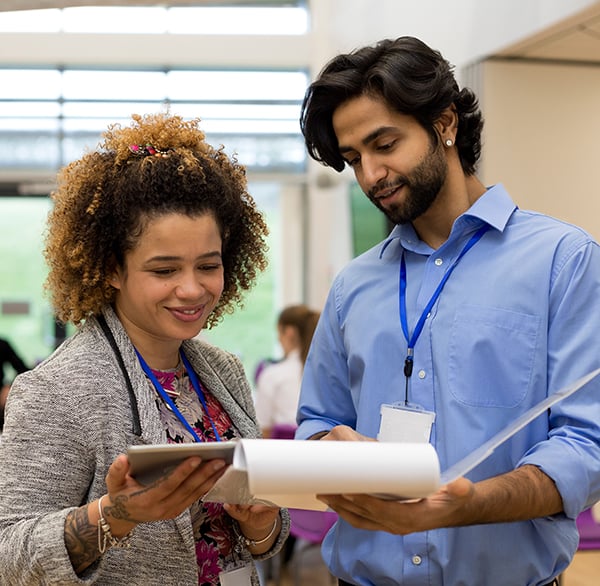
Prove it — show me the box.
[107,268,122,290]
[434,106,458,145]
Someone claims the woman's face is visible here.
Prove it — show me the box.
[110,212,224,366]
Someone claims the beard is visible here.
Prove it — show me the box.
[367,138,448,225]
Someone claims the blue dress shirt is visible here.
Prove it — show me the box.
[296,184,600,586]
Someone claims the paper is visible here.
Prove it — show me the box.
[440,367,600,484]
[129,368,600,511]
[202,439,441,511]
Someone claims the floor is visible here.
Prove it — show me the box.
[561,550,600,585]
[266,546,600,586]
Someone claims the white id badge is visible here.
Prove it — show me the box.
[378,403,436,443]
[219,564,253,586]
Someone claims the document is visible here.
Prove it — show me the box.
[128,367,600,511]
[202,439,440,511]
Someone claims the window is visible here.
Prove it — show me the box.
[0,67,307,174]
[0,4,308,35]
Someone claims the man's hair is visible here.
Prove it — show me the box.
[300,36,483,175]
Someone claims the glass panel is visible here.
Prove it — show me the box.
[350,182,390,256]
[62,101,166,120]
[0,4,307,35]
[205,134,306,173]
[167,70,307,101]
[0,10,61,33]
[167,6,308,35]
[0,133,60,169]
[0,70,62,100]
[0,119,60,131]
[62,7,167,34]
[0,102,62,118]
[62,71,167,100]
[202,181,281,385]
[0,197,55,369]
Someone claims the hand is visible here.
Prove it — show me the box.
[317,477,473,535]
[102,453,229,534]
[224,503,281,553]
[224,503,280,539]
[318,425,374,442]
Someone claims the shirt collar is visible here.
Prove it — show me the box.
[379,183,516,259]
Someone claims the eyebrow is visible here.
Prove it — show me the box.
[144,251,222,264]
[338,126,397,154]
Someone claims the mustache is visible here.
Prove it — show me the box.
[368,178,407,199]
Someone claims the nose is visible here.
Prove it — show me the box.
[175,269,205,299]
[359,153,388,189]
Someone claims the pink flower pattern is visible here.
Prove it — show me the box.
[151,365,239,585]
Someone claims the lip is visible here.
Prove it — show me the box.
[168,305,206,323]
[374,183,405,202]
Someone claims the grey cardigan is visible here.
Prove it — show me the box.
[0,307,289,585]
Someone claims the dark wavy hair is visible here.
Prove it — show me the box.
[300,36,483,175]
[45,113,269,327]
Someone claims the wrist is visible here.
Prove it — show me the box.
[235,516,279,548]
[96,495,135,553]
[100,495,137,537]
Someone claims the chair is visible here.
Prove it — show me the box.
[270,423,298,440]
[576,507,600,550]
[288,508,338,586]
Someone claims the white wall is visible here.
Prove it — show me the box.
[478,59,600,240]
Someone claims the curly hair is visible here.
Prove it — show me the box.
[300,36,484,176]
[45,113,269,327]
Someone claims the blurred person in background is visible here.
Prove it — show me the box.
[0,336,29,433]
[254,304,320,438]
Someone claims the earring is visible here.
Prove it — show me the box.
[445,139,453,147]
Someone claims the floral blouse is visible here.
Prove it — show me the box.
[149,362,240,586]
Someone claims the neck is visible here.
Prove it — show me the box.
[113,308,182,370]
[135,343,181,370]
[413,174,487,249]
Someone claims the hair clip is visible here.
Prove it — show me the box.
[129,144,171,157]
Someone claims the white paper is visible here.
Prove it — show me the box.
[203,439,441,510]
[440,367,600,484]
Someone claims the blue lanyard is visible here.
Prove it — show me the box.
[399,224,490,403]
[135,348,222,442]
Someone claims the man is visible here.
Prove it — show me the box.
[295,36,600,586]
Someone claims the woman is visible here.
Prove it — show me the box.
[0,113,289,585]
[254,305,320,437]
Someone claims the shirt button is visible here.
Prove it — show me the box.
[434,258,443,266]
[418,370,426,379]
[412,555,422,565]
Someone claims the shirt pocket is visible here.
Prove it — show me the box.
[447,305,541,408]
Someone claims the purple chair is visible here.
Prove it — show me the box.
[270,423,298,440]
[577,508,600,549]
[288,508,338,586]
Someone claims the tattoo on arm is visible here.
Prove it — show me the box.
[64,506,100,576]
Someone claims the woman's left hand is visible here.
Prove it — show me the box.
[224,503,281,552]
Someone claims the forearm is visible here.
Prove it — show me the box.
[65,497,137,575]
[460,464,563,526]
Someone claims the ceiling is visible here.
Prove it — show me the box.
[0,0,283,9]
[494,3,600,64]
[1,1,599,63]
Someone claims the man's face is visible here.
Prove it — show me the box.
[332,94,448,225]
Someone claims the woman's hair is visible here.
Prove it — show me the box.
[277,304,320,365]
[45,112,269,327]
[300,36,483,175]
